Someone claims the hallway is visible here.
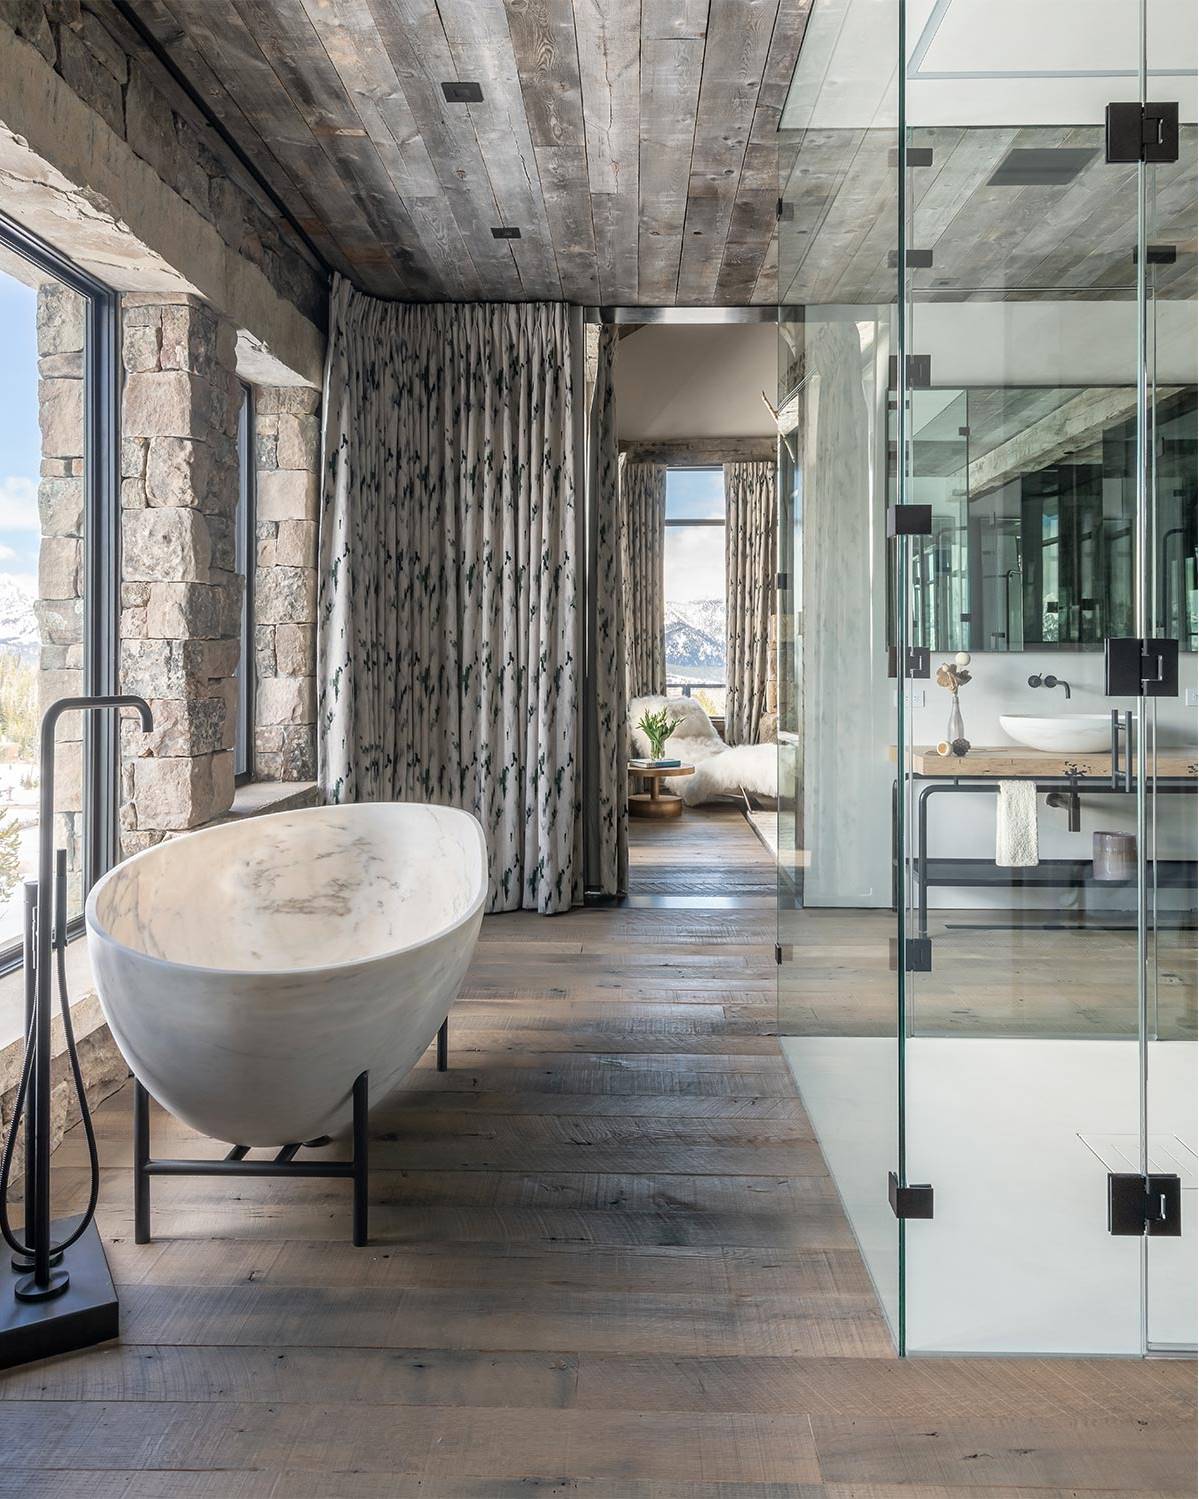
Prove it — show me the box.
[2,808,1194,1493]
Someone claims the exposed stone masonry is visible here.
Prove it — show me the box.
[4,0,324,329]
[118,294,242,846]
[253,387,319,781]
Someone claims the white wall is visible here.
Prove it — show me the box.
[909,651,1198,911]
[615,325,777,440]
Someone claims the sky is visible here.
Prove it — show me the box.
[0,270,43,590]
[664,467,726,603]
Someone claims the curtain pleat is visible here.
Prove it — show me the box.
[590,328,627,896]
[620,459,666,698]
[318,277,578,914]
[724,460,777,746]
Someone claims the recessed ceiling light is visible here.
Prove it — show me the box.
[491,226,521,239]
[987,147,1096,187]
[442,81,483,104]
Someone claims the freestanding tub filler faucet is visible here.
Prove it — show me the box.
[0,694,153,1371]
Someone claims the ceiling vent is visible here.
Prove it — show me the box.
[987,147,1096,187]
[491,226,521,239]
[442,81,483,104]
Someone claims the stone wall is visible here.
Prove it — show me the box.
[117,294,242,845]
[35,280,87,907]
[3,0,324,335]
[253,388,319,782]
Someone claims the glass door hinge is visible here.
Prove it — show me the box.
[886,503,933,538]
[889,1171,934,1220]
[887,353,931,388]
[889,146,933,167]
[889,935,932,972]
[774,942,783,966]
[1105,101,1179,163]
[888,248,933,268]
[887,644,930,680]
[1108,1173,1182,1236]
[1134,244,1178,265]
[1104,636,1179,697]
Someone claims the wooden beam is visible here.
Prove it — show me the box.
[621,437,776,464]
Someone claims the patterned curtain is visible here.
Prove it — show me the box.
[724,460,777,745]
[620,459,666,698]
[589,327,628,896]
[318,275,579,915]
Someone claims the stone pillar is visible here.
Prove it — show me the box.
[253,387,319,781]
[117,295,241,848]
[35,281,87,905]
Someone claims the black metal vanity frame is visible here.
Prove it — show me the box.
[910,776,1197,938]
[132,1017,450,1247]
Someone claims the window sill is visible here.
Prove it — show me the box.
[212,779,320,824]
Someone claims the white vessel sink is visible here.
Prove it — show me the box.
[998,713,1114,753]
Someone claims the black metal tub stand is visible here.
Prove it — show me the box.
[131,1017,451,1247]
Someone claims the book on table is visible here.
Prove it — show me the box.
[630,758,682,769]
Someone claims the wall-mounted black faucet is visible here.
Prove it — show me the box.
[1028,673,1071,700]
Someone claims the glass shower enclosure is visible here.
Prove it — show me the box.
[777,0,1197,1355]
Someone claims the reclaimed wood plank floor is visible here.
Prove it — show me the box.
[3,806,1193,1495]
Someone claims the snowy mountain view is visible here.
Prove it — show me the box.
[0,573,38,662]
[665,598,725,684]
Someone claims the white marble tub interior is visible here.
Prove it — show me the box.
[86,802,488,1146]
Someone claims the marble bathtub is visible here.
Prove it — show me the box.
[85,802,488,1146]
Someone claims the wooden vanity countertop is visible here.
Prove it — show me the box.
[894,745,1199,778]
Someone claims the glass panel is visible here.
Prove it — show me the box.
[777,0,903,1347]
[1145,0,1198,1354]
[663,468,727,718]
[0,248,89,952]
[898,0,1150,1354]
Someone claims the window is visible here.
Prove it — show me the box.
[234,383,255,782]
[664,467,726,719]
[0,214,117,971]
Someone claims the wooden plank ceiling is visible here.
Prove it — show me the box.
[126,0,812,305]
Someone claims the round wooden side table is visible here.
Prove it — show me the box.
[628,764,694,819]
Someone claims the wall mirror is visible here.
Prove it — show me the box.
[895,384,1197,652]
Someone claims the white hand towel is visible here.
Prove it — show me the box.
[996,779,1038,867]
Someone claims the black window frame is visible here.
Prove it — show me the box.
[234,382,256,784]
[0,212,120,977]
